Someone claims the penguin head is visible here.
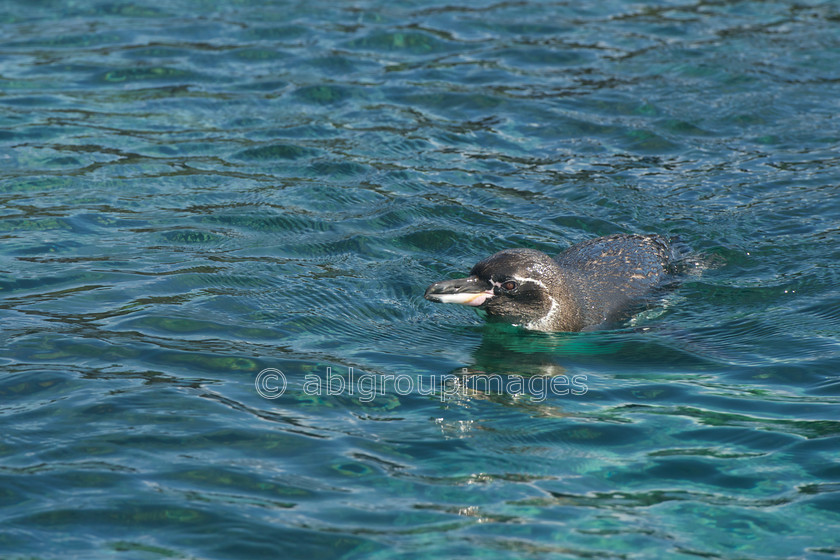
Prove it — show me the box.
[425,248,562,327]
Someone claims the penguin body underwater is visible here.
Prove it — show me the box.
[424,234,678,332]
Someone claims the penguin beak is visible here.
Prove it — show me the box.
[424,276,494,307]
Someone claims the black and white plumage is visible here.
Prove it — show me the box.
[424,234,677,332]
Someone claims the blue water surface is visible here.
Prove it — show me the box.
[2,0,840,558]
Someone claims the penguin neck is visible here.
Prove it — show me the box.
[523,267,586,332]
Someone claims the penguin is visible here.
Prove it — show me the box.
[424,234,678,332]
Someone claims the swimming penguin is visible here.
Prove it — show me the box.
[424,234,677,332]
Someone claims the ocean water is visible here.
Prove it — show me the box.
[2,0,839,558]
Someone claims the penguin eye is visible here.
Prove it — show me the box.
[502,281,517,291]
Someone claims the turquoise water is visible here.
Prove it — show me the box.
[2,0,840,558]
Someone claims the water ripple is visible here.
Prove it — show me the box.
[3,1,840,559]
